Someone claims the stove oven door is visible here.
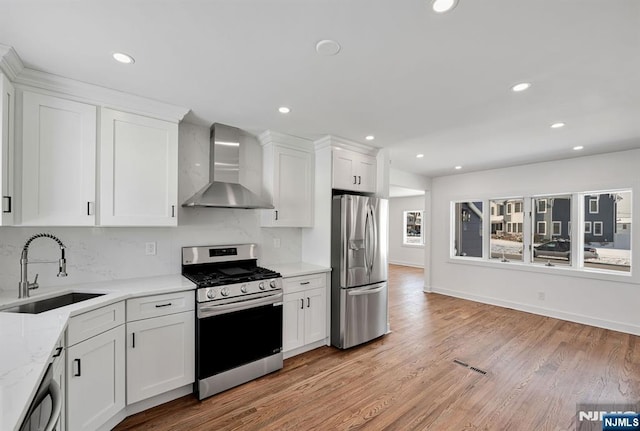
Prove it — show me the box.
[196,292,283,396]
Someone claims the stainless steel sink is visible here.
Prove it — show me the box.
[2,292,105,314]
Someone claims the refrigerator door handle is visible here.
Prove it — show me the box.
[363,208,370,275]
[347,284,386,296]
[368,205,377,274]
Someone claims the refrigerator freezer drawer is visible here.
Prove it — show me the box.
[337,282,388,349]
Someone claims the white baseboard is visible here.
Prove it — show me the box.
[431,286,640,336]
[389,260,424,268]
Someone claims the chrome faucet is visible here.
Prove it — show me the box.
[19,233,68,298]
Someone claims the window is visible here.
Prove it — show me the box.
[537,221,546,235]
[490,198,523,261]
[514,202,523,213]
[403,210,424,245]
[593,221,603,236]
[454,201,483,258]
[533,195,571,267]
[537,199,547,213]
[582,191,631,273]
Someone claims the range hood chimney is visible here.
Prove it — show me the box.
[182,123,274,209]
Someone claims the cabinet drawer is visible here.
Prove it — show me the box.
[127,290,194,322]
[67,301,125,346]
[283,273,326,294]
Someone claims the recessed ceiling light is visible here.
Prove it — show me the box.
[551,122,565,129]
[416,154,424,158]
[365,135,375,141]
[112,52,135,64]
[454,165,462,170]
[511,82,531,92]
[278,107,291,114]
[432,0,458,13]
[573,145,584,151]
[315,40,341,56]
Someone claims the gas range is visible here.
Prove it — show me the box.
[181,244,282,304]
[183,244,284,400]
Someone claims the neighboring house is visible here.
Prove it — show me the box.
[455,202,483,257]
[534,197,571,242]
[584,194,616,244]
[490,200,524,239]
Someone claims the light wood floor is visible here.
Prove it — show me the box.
[115,265,640,430]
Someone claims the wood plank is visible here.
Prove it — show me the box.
[115,265,640,430]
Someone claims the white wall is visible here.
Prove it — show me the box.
[0,122,301,295]
[389,195,425,268]
[430,149,640,335]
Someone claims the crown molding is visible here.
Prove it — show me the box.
[314,135,379,155]
[13,67,189,122]
[0,44,25,81]
[258,130,313,150]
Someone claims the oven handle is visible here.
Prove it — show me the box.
[198,292,283,318]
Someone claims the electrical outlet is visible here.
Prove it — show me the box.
[145,242,157,256]
[537,291,545,301]
[273,238,281,249]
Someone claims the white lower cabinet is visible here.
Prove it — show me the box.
[66,302,126,431]
[66,325,125,431]
[282,273,328,354]
[126,291,195,405]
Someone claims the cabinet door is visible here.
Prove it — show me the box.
[21,91,96,225]
[1,74,14,225]
[304,287,327,345]
[100,108,178,226]
[67,325,125,431]
[332,150,358,191]
[282,291,305,352]
[270,146,313,227]
[356,154,377,193]
[126,312,195,404]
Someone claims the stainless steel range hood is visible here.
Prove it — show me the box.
[182,123,274,209]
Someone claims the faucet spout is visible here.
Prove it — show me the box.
[19,233,68,298]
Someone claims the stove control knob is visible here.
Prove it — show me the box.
[240,284,248,293]
[206,289,216,299]
[221,287,230,297]
[270,280,277,289]
[259,282,266,290]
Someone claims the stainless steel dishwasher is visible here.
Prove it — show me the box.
[19,345,63,431]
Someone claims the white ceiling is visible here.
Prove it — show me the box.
[1,0,639,178]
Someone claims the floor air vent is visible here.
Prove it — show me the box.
[453,359,488,376]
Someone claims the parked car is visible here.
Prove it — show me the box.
[533,240,599,260]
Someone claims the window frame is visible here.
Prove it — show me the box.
[585,221,592,234]
[450,188,633,279]
[537,221,546,235]
[552,221,562,236]
[403,210,424,246]
[593,221,603,236]
[589,198,599,214]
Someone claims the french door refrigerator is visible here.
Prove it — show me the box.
[331,194,389,349]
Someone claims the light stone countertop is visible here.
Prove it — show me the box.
[0,274,195,431]
[266,262,331,278]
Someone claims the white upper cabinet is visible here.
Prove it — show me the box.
[260,131,314,227]
[0,73,15,225]
[21,91,97,226]
[100,108,178,226]
[332,148,377,193]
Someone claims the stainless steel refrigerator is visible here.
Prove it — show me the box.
[331,194,389,349]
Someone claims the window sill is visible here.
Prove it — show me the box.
[447,256,636,284]
[402,243,425,248]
